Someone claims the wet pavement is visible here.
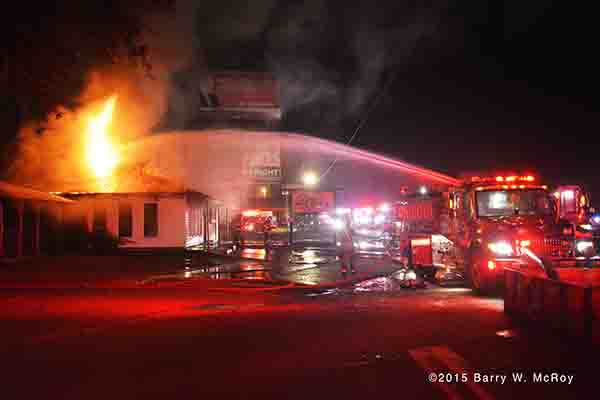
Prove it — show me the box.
[1,279,595,399]
[1,250,597,398]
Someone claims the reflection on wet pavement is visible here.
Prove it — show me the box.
[143,256,273,284]
[289,249,337,265]
[195,260,272,280]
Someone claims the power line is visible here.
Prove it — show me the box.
[320,69,398,180]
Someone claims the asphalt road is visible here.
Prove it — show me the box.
[0,253,596,399]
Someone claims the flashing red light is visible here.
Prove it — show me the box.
[495,176,504,182]
[242,210,259,217]
[506,176,517,182]
[488,260,496,270]
[525,175,535,182]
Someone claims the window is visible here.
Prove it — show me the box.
[476,190,553,217]
[118,203,132,237]
[93,206,107,232]
[144,203,158,237]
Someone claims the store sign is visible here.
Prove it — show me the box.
[248,166,281,179]
[292,191,335,213]
[243,147,281,182]
[213,72,279,108]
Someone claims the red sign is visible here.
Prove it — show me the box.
[213,72,279,108]
[292,191,335,213]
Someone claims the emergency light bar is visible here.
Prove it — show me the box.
[470,175,535,183]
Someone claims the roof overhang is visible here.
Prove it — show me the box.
[0,181,73,203]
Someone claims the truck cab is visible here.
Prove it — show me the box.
[445,175,595,293]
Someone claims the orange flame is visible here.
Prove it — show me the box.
[87,95,119,180]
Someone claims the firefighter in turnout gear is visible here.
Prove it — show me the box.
[339,215,356,274]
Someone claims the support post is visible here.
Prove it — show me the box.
[34,203,41,255]
[0,200,4,257]
[16,200,24,257]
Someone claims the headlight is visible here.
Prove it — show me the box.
[332,219,345,231]
[576,240,594,254]
[488,241,514,256]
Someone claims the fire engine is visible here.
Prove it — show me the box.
[234,209,288,248]
[392,174,599,294]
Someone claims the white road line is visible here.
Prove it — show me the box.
[410,346,496,400]
[430,346,495,400]
[409,347,464,400]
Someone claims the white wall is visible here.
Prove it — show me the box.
[67,194,186,248]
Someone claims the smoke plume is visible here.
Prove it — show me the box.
[6,0,202,190]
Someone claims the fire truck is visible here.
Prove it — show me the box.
[234,209,288,248]
[392,174,599,294]
[555,185,600,253]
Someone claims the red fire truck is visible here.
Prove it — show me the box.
[392,174,598,294]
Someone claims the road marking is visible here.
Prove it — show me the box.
[430,346,495,400]
[409,346,495,400]
[409,347,464,400]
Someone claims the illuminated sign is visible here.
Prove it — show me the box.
[292,191,335,213]
[248,166,281,179]
[242,144,281,182]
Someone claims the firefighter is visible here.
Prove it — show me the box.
[263,216,273,257]
[400,238,413,268]
[339,215,356,274]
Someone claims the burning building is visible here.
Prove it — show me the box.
[41,93,233,253]
[0,181,73,258]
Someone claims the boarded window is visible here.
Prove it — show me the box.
[93,206,107,232]
[144,203,158,237]
[118,203,132,237]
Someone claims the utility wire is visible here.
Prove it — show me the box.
[319,69,398,180]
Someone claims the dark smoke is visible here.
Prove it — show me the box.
[264,0,440,140]
[6,0,204,189]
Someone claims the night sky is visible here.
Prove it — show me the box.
[197,0,599,197]
[3,1,600,198]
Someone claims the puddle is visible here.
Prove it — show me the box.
[142,257,273,284]
[289,249,336,265]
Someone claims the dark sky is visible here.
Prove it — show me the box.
[196,0,599,196]
[4,1,599,198]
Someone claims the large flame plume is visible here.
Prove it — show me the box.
[87,95,119,180]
